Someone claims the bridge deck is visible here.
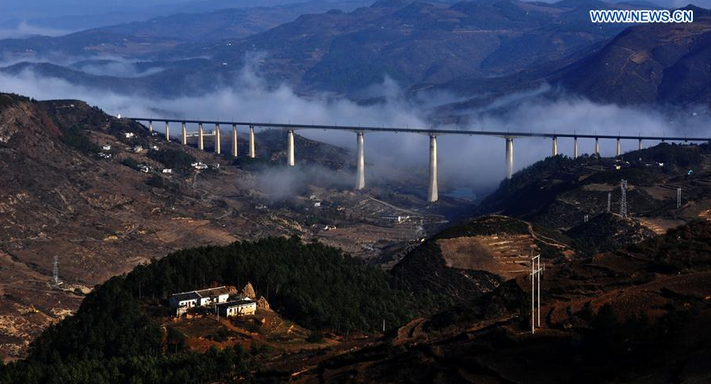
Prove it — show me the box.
[126,117,711,142]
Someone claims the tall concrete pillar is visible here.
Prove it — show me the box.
[638,138,643,151]
[249,126,256,158]
[215,124,221,154]
[287,130,295,167]
[149,120,153,133]
[594,138,600,156]
[198,123,204,150]
[181,122,187,145]
[356,132,365,190]
[552,137,558,157]
[574,137,579,159]
[428,135,438,203]
[505,137,514,180]
[165,121,170,142]
[232,124,238,158]
[616,138,621,157]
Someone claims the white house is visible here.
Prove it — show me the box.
[169,286,231,316]
[216,299,257,317]
[192,162,208,170]
[168,291,200,316]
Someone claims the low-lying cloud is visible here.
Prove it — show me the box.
[0,21,70,39]
[0,55,709,198]
[72,60,164,78]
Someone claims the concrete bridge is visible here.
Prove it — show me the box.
[128,117,711,203]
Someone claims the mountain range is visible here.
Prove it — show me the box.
[5,0,700,108]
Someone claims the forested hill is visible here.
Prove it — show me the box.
[0,237,426,384]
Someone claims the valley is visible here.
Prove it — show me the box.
[2,0,711,382]
[0,93,467,360]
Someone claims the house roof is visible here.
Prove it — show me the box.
[169,292,200,302]
[195,286,230,298]
[216,299,256,308]
[170,286,230,301]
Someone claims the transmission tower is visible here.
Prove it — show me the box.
[607,192,612,213]
[530,253,542,334]
[620,179,628,218]
[677,188,682,209]
[51,255,61,286]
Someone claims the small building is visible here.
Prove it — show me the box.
[124,132,135,139]
[102,145,111,151]
[169,286,231,316]
[216,299,257,318]
[192,162,208,170]
[169,291,200,316]
[196,286,231,307]
[162,168,173,174]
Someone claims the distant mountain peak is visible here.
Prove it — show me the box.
[371,0,413,8]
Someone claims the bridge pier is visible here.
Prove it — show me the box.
[638,138,643,151]
[149,120,153,133]
[198,123,204,150]
[215,124,221,154]
[287,130,295,166]
[616,138,621,157]
[574,137,579,159]
[181,122,187,145]
[232,124,238,158]
[249,126,256,158]
[428,135,438,203]
[594,138,599,156]
[356,132,365,190]
[505,137,514,180]
[165,121,170,142]
[552,137,558,157]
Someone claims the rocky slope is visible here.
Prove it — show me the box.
[476,144,711,243]
[280,220,711,383]
[557,6,711,106]
[0,93,463,360]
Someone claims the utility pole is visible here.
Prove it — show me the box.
[531,254,542,334]
[620,179,628,218]
[51,255,60,287]
[677,188,682,209]
[607,192,612,213]
[584,214,589,223]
